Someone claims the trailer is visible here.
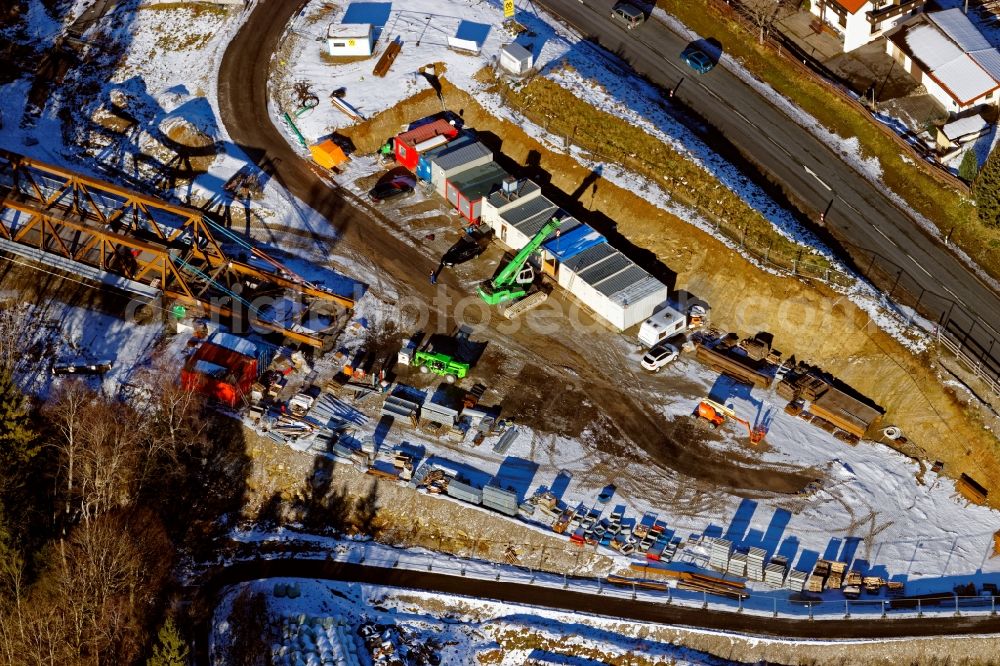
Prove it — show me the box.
[695,342,772,389]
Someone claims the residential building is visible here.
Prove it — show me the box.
[810,0,926,52]
[886,9,1000,112]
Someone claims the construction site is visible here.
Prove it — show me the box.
[7,0,1000,663]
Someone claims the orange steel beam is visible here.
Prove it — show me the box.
[0,149,352,304]
[0,149,353,347]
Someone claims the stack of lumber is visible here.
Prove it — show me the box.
[810,386,882,439]
[957,473,989,505]
[695,344,772,389]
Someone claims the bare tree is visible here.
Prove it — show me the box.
[742,0,782,43]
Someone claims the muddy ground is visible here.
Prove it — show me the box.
[341,77,1000,507]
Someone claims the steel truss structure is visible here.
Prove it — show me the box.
[0,149,354,347]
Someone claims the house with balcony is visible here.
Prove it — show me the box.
[809,0,926,52]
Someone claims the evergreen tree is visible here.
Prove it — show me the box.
[148,617,189,666]
[0,370,36,471]
[959,149,980,183]
[974,146,1000,227]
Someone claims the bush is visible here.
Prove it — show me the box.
[974,147,1000,227]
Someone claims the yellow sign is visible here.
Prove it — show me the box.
[504,0,514,18]
[348,39,356,46]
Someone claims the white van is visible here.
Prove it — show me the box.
[638,305,686,347]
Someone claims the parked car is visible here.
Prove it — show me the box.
[610,2,644,29]
[681,45,715,74]
[640,342,678,372]
[441,233,490,267]
[368,169,416,203]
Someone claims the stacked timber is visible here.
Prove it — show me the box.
[795,374,830,401]
[695,343,773,389]
[810,386,882,439]
[727,550,747,577]
[764,557,788,587]
[746,547,767,581]
[708,538,733,571]
[957,473,989,505]
[786,570,808,592]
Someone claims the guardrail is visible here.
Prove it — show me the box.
[246,539,1000,622]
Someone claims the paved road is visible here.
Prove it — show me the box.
[541,0,1000,368]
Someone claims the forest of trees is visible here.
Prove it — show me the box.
[0,354,252,665]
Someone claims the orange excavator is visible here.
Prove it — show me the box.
[695,399,767,445]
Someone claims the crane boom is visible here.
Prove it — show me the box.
[478,217,561,305]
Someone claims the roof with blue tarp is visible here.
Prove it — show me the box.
[542,222,606,261]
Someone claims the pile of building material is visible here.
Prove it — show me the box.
[483,484,519,516]
[764,557,788,587]
[727,550,747,577]
[707,537,733,571]
[695,341,773,389]
[957,473,989,505]
[776,368,882,442]
[786,569,808,592]
[746,547,767,581]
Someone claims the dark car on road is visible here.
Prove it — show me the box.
[441,230,492,267]
[681,45,715,74]
[368,169,416,203]
[610,2,644,29]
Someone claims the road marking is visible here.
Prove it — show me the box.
[871,225,898,247]
[765,135,792,157]
[907,253,933,277]
[943,286,969,308]
[803,165,832,191]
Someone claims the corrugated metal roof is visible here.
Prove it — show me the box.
[905,23,964,70]
[562,242,615,273]
[609,275,666,307]
[971,48,1000,82]
[928,8,992,51]
[542,221,605,261]
[934,56,997,103]
[512,207,561,238]
[500,194,555,226]
[431,140,492,171]
[579,251,631,285]
[448,161,509,199]
[397,118,457,146]
[594,264,646,296]
[486,179,540,208]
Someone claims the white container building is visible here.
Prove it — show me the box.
[327,23,374,57]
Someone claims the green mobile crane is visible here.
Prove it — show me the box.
[478,217,561,314]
